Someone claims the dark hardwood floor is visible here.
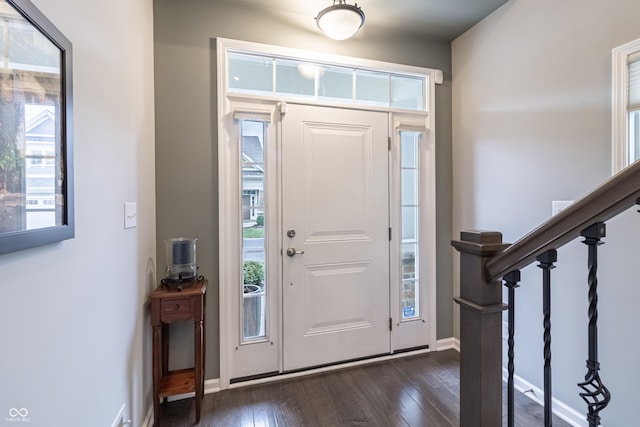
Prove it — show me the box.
[157,350,571,426]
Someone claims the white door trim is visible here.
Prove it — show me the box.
[389,113,437,351]
[217,38,438,389]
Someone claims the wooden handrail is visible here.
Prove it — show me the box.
[486,160,640,281]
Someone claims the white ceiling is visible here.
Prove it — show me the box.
[222,0,510,41]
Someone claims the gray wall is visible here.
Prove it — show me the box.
[0,0,156,425]
[452,0,640,423]
[154,0,454,379]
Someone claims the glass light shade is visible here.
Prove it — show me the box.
[316,3,365,41]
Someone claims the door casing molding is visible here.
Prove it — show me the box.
[217,37,439,389]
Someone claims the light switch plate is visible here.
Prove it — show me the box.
[124,202,137,229]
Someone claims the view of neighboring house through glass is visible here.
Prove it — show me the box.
[400,131,420,320]
[24,104,57,229]
[241,120,267,341]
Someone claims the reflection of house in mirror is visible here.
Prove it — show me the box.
[0,1,63,234]
[24,104,57,229]
[241,134,264,224]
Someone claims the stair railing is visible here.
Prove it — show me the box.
[452,160,640,427]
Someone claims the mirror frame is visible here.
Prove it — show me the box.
[0,0,73,256]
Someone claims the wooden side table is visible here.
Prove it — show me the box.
[149,280,207,426]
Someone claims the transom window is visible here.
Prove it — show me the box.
[227,52,427,111]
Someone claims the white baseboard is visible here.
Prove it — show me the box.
[502,368,588,427]
[205,378,221,394]
[436,337,460,352]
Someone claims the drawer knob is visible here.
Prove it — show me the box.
[174,304,180,310]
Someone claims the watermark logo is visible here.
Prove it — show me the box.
[6,408,30,423]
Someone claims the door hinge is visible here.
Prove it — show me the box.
[389,227,392,241]
[388,136,391,151]
[389,317,393,331]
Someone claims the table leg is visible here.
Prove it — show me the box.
[202,297,206,397]
[152,323,162,427]
[161,323,169,404]
[161,323,169,375]
[194,317,203,422]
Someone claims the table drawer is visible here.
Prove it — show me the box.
[161,298,193,316]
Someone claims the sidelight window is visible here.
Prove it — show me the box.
[240,120,267,341]
[400,131,421,320]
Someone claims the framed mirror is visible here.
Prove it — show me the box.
[0,0,73,256]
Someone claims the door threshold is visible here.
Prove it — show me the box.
[230,371,280,384]
[228,346,431,389]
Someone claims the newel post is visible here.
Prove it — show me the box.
[452,231,509,427]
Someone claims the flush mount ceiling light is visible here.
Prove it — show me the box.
[316,0,365,41]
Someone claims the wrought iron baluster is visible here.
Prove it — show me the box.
[504,270,521,427]
[537,249,557,427]
[578,222,611,427]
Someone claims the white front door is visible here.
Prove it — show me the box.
[282,104,390,371]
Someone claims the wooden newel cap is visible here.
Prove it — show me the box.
[451,230,510,256]
[459,230,503,244]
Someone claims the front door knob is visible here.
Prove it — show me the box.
[286,248,305,257]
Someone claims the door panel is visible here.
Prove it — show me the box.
[282,104,390,371]
[302,261,372,334]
